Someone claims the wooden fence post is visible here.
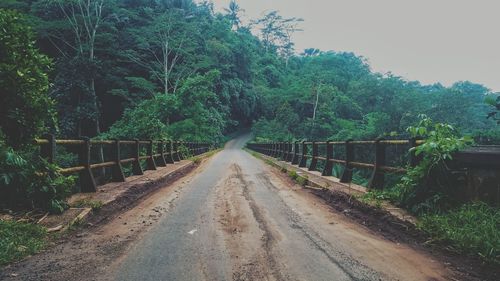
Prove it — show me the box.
[146,140,157,170]
[111,139,126,182]
[41,133,56,163]
[368,138,386,189]
[272,142,278,158]
[309,141,318,171]
[156,141,167,167]
[291,141,300,165]
[132,139,144,175]
[79,137,97,192]
[280,142,286,160]
[299,141,308,168]
[165,140,175,163]
[286,142,293,162]
[173,141,181,161]
[322,141,333,176]
[340,140,354,183]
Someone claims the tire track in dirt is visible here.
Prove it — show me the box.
[214,163,287,281]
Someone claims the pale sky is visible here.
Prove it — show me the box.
[208,0,500,92]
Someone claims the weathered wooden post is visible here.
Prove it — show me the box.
[368,138,386,189]
[299,141,308,168]
[291,141,300,165]
[165,140,175,163]
[132,139,144,175]
[79,137,97,192]
[156,141,167,167]
[41,133,56,163]
[146,140,157,170]
[274,142,280,158]
[322,141,333,176]
[279,142,286,160]
[340,140,354,183]
[111,139,126,182]
[286,142,293,162]
[309,141,318,171]
[173,141,181,161]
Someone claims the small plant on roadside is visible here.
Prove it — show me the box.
[288,170,298,180]
[72,199,103,211]
[396,115,473,213]
[280,165,287,173]
[296,175,308,186]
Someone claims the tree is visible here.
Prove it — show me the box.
[51,0,106,137]
[125,9,199,95]
[251,11,303,65]
[0,9,55,148]
[486,95,500,124]
[224,0,244,30]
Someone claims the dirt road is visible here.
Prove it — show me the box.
[1,135,457,281]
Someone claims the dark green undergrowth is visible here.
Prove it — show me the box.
[362,190,500,265]
[0,220,47,265]
[418,202,500,265]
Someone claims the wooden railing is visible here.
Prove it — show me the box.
[35,134,215,192]
[247,139,424,189]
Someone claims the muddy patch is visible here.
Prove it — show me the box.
[214,164,286,281]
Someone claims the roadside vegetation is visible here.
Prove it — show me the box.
[0,220,47,265]
[360,116,499,265]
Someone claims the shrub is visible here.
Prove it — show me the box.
[0,142,74,213]
[0,9,55,149]
[397,115,473,213]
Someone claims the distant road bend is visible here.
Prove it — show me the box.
[3,133,454,281]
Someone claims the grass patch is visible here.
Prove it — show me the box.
[288,170,298,180]
[0,220,47,265]
[360,187,402,207]
[72,199,104,211]
[418,202,500,265]
[296,175,308,186]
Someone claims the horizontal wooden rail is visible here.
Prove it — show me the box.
[35,134,215,193]
[247,138,423,189]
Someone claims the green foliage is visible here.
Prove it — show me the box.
[0,142,74,213]
[0,220,47,265]
[418,202,500,265]
[397,115,473,213]
[100,94,173,140]
[288,170,298,180]
[0,9,55,148]
[296,175,308,186]
[72,199,103,211]
[486,95,500,124]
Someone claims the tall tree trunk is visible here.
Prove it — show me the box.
[164,40,169,95]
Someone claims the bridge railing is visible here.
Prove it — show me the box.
[35,134,215,192]
[247,139,424,189]
[248,140,500,204]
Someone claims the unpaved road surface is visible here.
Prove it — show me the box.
[2,134,461,281]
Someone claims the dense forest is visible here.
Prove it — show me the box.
[1,0,498,147]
